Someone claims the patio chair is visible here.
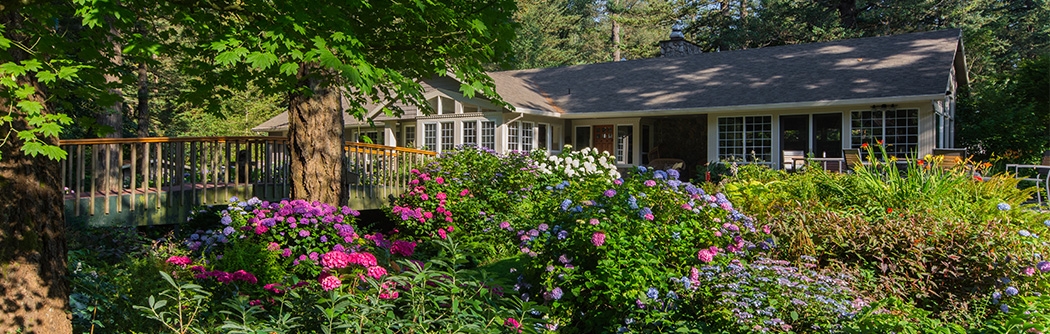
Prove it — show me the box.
[782,150,805,172]
[843,149,863,172]
[932,148,967,170]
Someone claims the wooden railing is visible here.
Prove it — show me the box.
[58,136,435,223]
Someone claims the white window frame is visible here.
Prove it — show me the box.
[462,120,478,147]
[403,125,416,148]
[615,124,633,165]
[440,122,455,152]
[423,123,437,151]
[481,121,496,150]
[507,121,520,151]
[522,122,534,151]
[850,108,919,158]
[717,115,772,164]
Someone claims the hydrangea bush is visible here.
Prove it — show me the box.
[514,166,777,332]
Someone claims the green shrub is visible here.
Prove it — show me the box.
[843,297,965,333]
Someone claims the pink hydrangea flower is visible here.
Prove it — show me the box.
[166,256,192,267]
[1022,266,1036,276]
[644,180,656,187]
[460,189,470,196]
[319,273,341,291]
[697,246,719,263]
[366,266,387,279]
[499,221,511,230]
[437,228,447,239]
[347,252,378,267]
[589,218,600,225]
[591,232,606,247]
[436,192,447,200]
[321,250,351,269]
[435,176,444,184]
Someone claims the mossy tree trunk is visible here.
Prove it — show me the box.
[0,32,71,334]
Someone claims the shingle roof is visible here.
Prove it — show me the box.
[254,29,963,132]
[489,29,963,114]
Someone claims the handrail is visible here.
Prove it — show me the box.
[59,136,436,224]
[58,136,437,156]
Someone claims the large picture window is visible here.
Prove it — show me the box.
[718,116,771,163]
[851,108,918,158]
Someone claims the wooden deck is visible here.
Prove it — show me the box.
[59,136,435,226]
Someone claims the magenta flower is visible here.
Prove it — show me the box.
[1022,266,1036,276]
[504,317,521,329]
[347,252,378,267]
[436,192,447,200]
[644,180,656,187]
[437,228,448,239]
[460,189,470,196]
[366,266,387,279]
[391,240,417,257]
[589,218,600,225]
[232,270,258,284]
[604,189,616,197]
[697,246,719,263]
[420,193,429,201]
[591,232,606,247]
[435,176,445,184]
[166,256,192,267]
[319,273,341,291]
[321,250,351,269]
[499,221,511,230]
[298,230,310,238]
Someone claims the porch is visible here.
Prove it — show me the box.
[59,137,436,226]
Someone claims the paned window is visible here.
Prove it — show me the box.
[522,122,534,151]
[441,122,455,151]
[507,122,520,151]
[481,121,496,149]
[851,109,918,158]
[462,121,478,146]
[718,116,772,163]
[423,124,437,151]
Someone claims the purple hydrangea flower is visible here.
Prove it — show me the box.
[604,189,617,197]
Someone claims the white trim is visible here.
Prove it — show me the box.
[557,94,946,119]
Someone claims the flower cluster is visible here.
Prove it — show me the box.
[690,257,862,332]
[538,145,620,180]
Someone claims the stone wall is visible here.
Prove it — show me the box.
[659,39,703,58]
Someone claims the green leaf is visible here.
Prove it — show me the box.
[279,62,299,76]
[14,84,35,99]
[246,52,279,69]
[17,100,44,115]
[57,66,80,80]
[215,47,249,66]
[21,59,42,72]
[0,62,26,76]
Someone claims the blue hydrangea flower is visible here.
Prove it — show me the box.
[636,166,647,173]
[646,287,659,300]
[667,169,680,180]
[221,215,232,225]
[1000,304,1009,313]
[654,170,668,179]
[557,230,568,240]
[666,291,679,300]
[1045,220,1050,228]
[1019,230,1032,237]
[1005,286,1018,296]
[997,202,1011,211]
[222,226,235,236]
[551,287,563,300]
[228,196,239,202]
[560,199,572,211]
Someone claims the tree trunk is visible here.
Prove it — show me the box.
[0,11,71,334]
[611,18,621,61]
[136,61,149,138]
[95,21,123,194]
[288,62,347,205]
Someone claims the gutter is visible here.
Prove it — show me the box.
[554,93,947,119]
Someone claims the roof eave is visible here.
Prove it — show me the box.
[558,93,948,119]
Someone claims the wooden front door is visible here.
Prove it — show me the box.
[593,125,614,154]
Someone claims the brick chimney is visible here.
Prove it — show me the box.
[659,25,702,57]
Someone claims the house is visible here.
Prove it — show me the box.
[253,28,967,173]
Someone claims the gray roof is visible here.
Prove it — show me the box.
[490,29,963,114]
[255,29,963,132]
